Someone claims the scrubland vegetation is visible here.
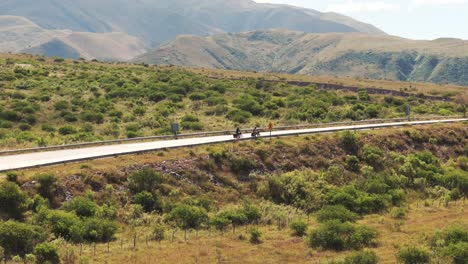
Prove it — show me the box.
[0,53,466,263]
[0,123,466,263]
[0,54,465,150]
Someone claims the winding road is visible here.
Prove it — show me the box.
[0,118,466,172]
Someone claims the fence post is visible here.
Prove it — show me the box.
[133,234,137,250]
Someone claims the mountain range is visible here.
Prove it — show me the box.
[0,0,383,60]
[134,30,468,85]
[0,16,145,61]
[1,0,467,85]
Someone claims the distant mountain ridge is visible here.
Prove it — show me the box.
[134,30,468,86]
[0,16,146,61]
[0,0,384,60]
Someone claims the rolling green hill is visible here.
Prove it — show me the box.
[135,30,468,86]
[0,53,464,150]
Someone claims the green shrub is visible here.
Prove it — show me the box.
[63,197,98,217]
[151,225,166,243]
[0,221,45,257]
[234,96,264,116]
[41,124,56,132]
[60,112,77,123]
[431,224,468,247]
[168,94,183,102]
[390,207,407,219]
[58,126,77,135]
[326,185,392,214]
[53,100,69,111]
[0,181,30,220]
[81,112,104,124]
[316,205,360,223]
[34,242,60,264]
[340,131,360,155]
[133,191,157,212]
[442,242,468,264]
[308,220,378,251]
[346,155,360,172]
[218,209,248,232]
[0,120,13,128]
[396,246,431,264]
[333,250,378,264]
[6,172,18,183]
[259,169,325,211]
[249,228,262,244]
[399,151,441,183]
[181,121,204,131]
[189,93,206,101]
[38,209,79,240]
[0,111,21,122]
[148,92,166,102]
[35,174,57,199]
[210,82,228,94]
[78,218,118,243]
[290,220,308,237]
[18,123,31,131]
[431,224,468,263]
[227,109,252,124]
[133,106,146,116]
[211,215,231,233]
[165,204,208,240]
[230,157,256,176]
[53,57,65,63]
[242,203,262,224]
[128,168,163,194]
[362,145,385,170]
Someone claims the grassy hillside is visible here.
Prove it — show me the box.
[0,124,466,263]
[135,30,468,86]
[0,54,464,150]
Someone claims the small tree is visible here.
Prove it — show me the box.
[211,215,230,234]
[396,246,431,264]
[249,228,262,244]
[128,168,163,194]
[340,131,361,155]
[242,203,262,224]
[0,181,30,220]
[35,174,57,199]
[80,218,118,243]
[133,191,156,212]
[151,225,166,244]
[34,242,60,264]
[308,220,377,251]
[290,220,308,237]
[6,172,18,183]
[455,92,468,117]
[63,197,98,217]
[219,210,248,233]
[166,204,208,240]
[345,155,360,172]
[0,221,46,257]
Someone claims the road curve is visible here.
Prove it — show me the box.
[0,118,466,172]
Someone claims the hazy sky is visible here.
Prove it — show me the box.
[254,0,468,40]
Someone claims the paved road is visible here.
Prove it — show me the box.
[0,118,466,172]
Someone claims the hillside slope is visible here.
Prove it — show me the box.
[134,30,468,85]
[0,16,146,61]
[0,0,384,49]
